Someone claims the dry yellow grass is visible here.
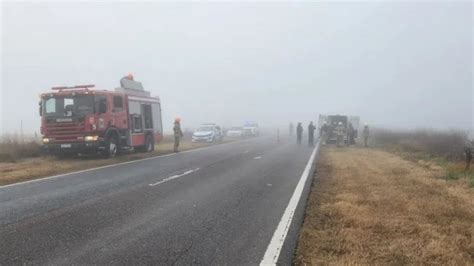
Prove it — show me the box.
[0,138,232,186]
[295,146,473,265]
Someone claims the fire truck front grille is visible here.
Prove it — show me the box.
[46,122,85,142]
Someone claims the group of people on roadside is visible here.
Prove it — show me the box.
[289,122,317,146]
[319,121,351,147]
[290,121,370,147]
[175,117,373,153]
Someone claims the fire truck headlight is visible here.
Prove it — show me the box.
[42,138,50,144]
[84,135,99,142]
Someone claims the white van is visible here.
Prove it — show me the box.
[243,122,259,137]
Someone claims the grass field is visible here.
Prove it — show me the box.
[295,146,473,265]
[0,138,42,163]
[371,128,470,161]
[0,137,236,186]
[370,129,474,188]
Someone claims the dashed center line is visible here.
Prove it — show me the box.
[149,168,200,187]
[254,156,262,159]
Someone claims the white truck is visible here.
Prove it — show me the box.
[319,114,360,144]
[243,122,259,137]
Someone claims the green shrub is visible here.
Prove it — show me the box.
[444,171,461,180]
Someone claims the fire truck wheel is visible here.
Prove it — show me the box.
[105,135,118,158]
[145,134,155,152]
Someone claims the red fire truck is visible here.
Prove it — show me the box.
[39,75,163,157]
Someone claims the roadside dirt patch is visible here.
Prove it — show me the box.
[295,146,473,265]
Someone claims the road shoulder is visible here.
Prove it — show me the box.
[0,139,239,186]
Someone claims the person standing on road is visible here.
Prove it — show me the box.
[296,122,303,144]
[173,118,183,152]
[362,124,370,147]
[335,122,345,147]
[289,122,294,138]
[308,121,316,146]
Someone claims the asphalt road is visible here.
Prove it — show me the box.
[0,137,317,265]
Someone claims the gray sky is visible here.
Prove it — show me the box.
[1,1,472,134]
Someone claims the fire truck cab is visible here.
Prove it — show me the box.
[39,76,163,157]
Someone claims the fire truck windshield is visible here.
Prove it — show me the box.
[42,95,94,117]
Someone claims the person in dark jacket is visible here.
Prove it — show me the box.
[296,123,303,144]
[320,122,328,143]
[465,147,472,171]
[308,121,316,146]
[320,122,328,137]
[348,123,355,145]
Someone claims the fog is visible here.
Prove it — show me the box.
[1,2,472,135]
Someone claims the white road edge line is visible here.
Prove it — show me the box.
[149,168,200,187]
[0,138,254,189]
[260,140,320,265]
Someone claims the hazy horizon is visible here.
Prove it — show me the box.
[1,2,473,135]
